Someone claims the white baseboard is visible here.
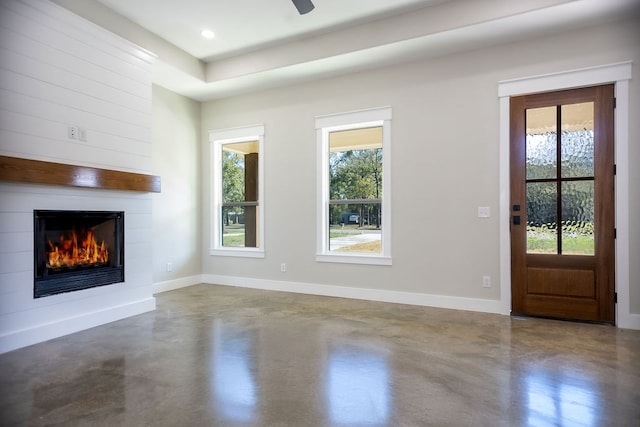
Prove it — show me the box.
[152,275,203,294]
[618,313,640,330]
[0,297,156,354]
[202,274,504,315]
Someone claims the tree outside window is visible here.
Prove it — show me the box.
[316,107,392,265]
[210,125,264,258]
[328,127,382,253]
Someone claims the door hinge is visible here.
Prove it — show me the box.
[614,228,617,239]
[614,164,617,175]
[615,292,618,303]
[613,97,617,109]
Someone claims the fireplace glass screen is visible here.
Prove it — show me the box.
[34,210,124,298]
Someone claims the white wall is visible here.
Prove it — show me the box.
[0,0,156,353]
[201,16,640,318]
[151,84,202,293]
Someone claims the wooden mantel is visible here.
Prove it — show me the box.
[0,156,161,193]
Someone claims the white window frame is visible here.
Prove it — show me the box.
[209,124,265,258]
[316,107,392,265]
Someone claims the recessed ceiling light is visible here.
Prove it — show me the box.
[201,29,215,40]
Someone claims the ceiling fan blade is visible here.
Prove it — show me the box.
[292,0,315,15]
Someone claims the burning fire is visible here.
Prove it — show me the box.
[47,228,109,269]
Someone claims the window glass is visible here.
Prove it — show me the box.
[221,142,259,248]
[210,126,264,257]
[316,107,391,265]
[329,127,382,254]
[525,103,595,255]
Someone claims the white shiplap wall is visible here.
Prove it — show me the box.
[0,0,157,353]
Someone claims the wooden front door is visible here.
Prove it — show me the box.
[510,85,615,323]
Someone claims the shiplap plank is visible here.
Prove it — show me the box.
[0,27,150,102]
[125,230,153,247]
[23,0,155,71]
[0,286,32,315]
[0,72,152,143]
[0,45,151,116]
[0,267,152,316]
[0,271,31,295]
[0,56,152,128]
[0,231,31,254]
[0,89,152,155]
[0,187,153,213]
[0,131,153,173]
[126,239,153,257]
[0,285,152,329]
[121,268,150,290]
[0,251,31,275]
[0,1,154,78]
[0,109,152,165]
[122,212,154,228]
[0,212,32,231]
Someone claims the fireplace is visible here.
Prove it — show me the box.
[34,210,124,298]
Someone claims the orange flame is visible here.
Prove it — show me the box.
[47,228,109,269]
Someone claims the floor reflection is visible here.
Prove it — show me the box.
[211,321,257,423]
[3,285,639,426]
[525,369,599,426]
[326,345,391,425]
[33,357,125,423]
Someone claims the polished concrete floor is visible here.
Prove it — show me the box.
[1,284,639,426]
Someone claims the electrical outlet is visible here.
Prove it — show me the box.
[482,276,491,288]
[167,262,173,272]
[68,126,78,140]
[280,263,286,272]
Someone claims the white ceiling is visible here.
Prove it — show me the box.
[56,0,640,101]
[96,0,446,61]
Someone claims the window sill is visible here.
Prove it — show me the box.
[316,253,392,266]
[210,248,265,258]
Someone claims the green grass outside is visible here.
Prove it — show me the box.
[527,225,594,255]
[329,231,351,239]
[224,225,593,254]
[222,230,245,247]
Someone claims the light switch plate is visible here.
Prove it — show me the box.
[477,206,490,218]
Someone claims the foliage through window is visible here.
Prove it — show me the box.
[210,126,264,257]
[316,107,391,264]
[329,127,382,253]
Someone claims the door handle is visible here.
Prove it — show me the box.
[513,215,521,225]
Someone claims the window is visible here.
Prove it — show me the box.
[316,107,392,265]
[210,125,264,257]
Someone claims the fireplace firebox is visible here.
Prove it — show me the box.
[34,210,124,298]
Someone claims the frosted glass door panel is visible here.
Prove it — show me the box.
[561,102,594,178]
[561,181,595,255]
[524,102,596,256]
[526,106,557,180]
[526,182,558,254]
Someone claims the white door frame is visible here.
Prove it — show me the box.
[497,61,638,329]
